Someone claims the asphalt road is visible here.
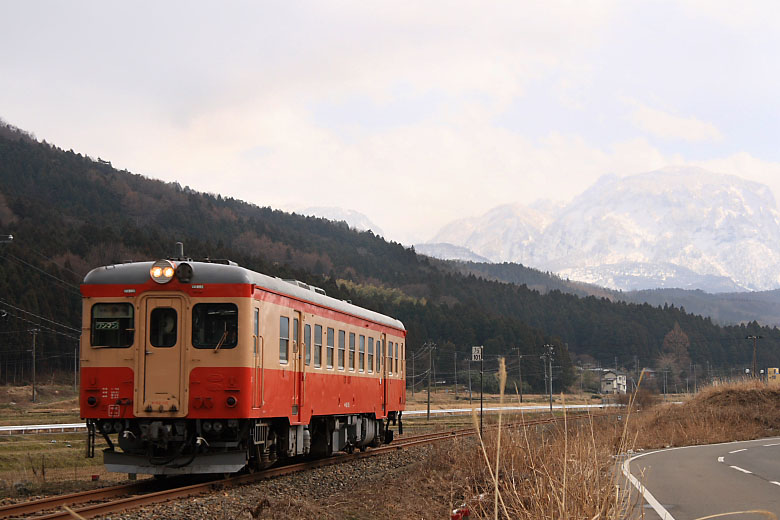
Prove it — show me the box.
[625,437,780,519]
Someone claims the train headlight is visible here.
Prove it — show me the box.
[150,260,176,284]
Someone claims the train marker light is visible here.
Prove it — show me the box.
[150,259,176,284]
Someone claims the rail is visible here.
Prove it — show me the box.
[0,411,617,520]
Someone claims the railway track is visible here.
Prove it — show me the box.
[1,411,613,519]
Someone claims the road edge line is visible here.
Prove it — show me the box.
[621,452,676,520]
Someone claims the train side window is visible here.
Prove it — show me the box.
[91,303,134,348]
[359,335,365,372]
[293,318,299,358]
[150,307,177,347]
[304,324,311,365]
[388,341,393,375]
[378,339,383,372]
[367,337,374,373]
[349,332,355,371]
[192,303,238,349]
[338,330,346,370]
[395,341,399,375]
[314,325,323,367]
[279,316,289,363]
[327,327,335,368]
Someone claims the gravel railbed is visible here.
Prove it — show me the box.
[97,444,432,520]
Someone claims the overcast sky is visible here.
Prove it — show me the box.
[2,1,780,244]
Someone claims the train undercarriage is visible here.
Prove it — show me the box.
[88,412,402,475]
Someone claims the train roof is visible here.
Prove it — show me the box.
[82,261,405,332]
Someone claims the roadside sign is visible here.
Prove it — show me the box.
[472,346,483,362]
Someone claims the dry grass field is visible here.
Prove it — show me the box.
[2,377,779,519]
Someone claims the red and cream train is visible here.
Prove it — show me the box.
[80,246,406,474]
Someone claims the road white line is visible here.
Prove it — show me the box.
[771,482,780,487]
[728,448,747,454]
[622,453,677,520]
[717,456,724,463]
[622,437,780,520]
[730,465,752,474]
[764,443,780,447]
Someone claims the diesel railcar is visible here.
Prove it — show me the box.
[80,247,406,475]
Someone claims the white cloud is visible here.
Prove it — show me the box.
[629,102,723,142]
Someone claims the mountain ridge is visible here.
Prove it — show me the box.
[428,167,780,292]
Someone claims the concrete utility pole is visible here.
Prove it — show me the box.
[516,349,524,403]
[746,335,762,379]
[426,342,436,421]
[454,352,458,400]
[543,344,554,413]
[30,328,39,402]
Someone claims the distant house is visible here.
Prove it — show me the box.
[601,370,627,394]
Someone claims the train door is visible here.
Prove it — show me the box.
[252,305,263,409]
[381,333,387,414]
[292,311,303,417]
[140,296,184,415]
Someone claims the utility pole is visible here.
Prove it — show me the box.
[746,335,763,379]
[693,363,697,393]
[543,344,554,413]
[30,328,39,403]
[454,352,458,400]
[516,349,524,403]
[426,343,432,421]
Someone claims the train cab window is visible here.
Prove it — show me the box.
[279,316,289,363]
[314,325,323,367]
[304,324,311,365]
[192,303,238,350]
[338,330,346,370]
[367,337,374,373]
[349,332,355,371]
[327,327,335,368]
[359,335,365,372]
[150,308,177,347]
[91,303,134,348]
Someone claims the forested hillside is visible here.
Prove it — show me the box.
[0,122,778,394]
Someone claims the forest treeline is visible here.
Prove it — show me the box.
[0,122,777,392]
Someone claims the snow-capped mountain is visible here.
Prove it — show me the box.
[413,243,491,263]
[428,202,556,264]
[299,207,384,237]
[427,167,780,292]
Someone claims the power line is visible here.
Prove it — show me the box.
[0,308,79,341]
[0,298,80,333]
[0,252,81,295]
